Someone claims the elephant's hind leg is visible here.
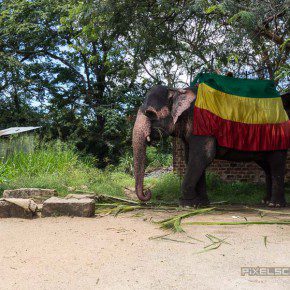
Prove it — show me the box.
[180,136,215,207]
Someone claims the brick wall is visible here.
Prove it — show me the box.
[173,138,290,183]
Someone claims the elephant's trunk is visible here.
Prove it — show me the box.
[132,110,152,202]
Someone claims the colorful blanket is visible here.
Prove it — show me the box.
[191,73,290,151]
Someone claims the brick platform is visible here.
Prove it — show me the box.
[173,138,290,183]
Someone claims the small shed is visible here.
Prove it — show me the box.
[0,127,41,159]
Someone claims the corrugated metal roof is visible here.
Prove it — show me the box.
[0,127,41,137]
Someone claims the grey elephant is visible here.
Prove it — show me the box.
[132,80,289,207]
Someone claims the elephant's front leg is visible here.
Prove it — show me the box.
[179,136,215,207]
[269,175,286,207]
[180,170,209,207]
[195,171,210,205]
[267,151,287,207]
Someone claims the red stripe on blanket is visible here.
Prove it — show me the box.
[193,107,290,151]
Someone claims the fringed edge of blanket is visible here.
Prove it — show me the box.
[193,107,290,151]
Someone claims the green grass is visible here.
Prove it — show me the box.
[207,174,290,204]
[0,140,289,206]
[146,173,181,203]
[207,173,266,204]
[145,172,290,205]
[0,141,133,198]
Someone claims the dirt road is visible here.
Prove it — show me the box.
[0,209,289,290]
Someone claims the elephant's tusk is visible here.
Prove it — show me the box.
[146,136,151,142]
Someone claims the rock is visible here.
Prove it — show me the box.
[3,188,58,203]
[42,197,95,217]
[123,187,138,201]
[65,194,96,200]
[145,166,173,178]
[0,198,38,219]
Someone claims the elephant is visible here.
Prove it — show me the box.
[132,85,289,207]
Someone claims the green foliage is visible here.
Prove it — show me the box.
[227,53,239,64]
[147,173,181,203]
[117,145,173,175]
[157,207,215,232]
[207,172,267,204]
[117,152,134,174]
[228,11,255,26]
[1,140,78,179]
[280,38,290,52]
[0,140,133,198]
[275,64,290,84]
[205,4,225,15]
[0,0,289,165]
[0,0,148,166]
[145,147,173,171]
[1,140,289,205]
[147,172,290,205]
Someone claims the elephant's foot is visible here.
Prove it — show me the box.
[179,195,210,208]
[261,196,271,206]
[267,197,286,208]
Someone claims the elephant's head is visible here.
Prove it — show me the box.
[132,85,196,202]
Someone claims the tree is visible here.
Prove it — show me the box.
[0,0,147,165]
[0,0,288,166]
[199,0,289,88]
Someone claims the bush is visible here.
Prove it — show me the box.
[0,140,134,198]
[117,152,134,175]
[0,140,80,181]
[145,147,172,171]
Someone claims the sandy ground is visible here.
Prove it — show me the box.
[0,208,289,290]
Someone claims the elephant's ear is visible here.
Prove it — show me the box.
[170,89,196,124]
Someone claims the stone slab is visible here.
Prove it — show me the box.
[65,194,95,200]
[0,198,38,219]
[3,188,58,203]
[42,197,95,217]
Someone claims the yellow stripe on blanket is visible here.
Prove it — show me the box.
[195,83,289,124]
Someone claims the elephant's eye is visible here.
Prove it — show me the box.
[145,109,157,120]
